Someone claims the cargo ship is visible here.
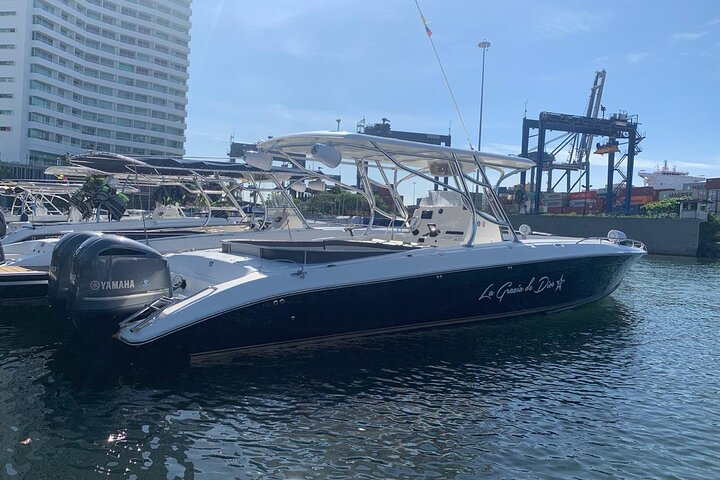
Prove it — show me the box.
[638,161,705,190]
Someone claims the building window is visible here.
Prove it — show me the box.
[29,96,52,108]
[0,61,15,66]
[29,112,51,123]
[0,126,12,131]
[28,128,50,140]
[29,151,61,165]
[30,80,52,93]
[0,110,12,115]
[30,64,53,77]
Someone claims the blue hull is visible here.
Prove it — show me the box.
[130,253,639,363]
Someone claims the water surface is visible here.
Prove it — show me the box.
[0,255,718,478]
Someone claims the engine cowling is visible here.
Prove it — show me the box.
[66,234,171,336]
[47,231,103,309]
[0,209,6,238]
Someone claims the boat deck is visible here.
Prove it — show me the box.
[221,238,421,264]
[0,265,44,274]
[0,265,49,304]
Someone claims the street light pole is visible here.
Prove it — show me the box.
[476,40,491,194]
[477,40,491,151]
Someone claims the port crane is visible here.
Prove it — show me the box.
[520,70,644,215]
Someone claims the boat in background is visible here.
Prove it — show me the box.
[1,154,258,245]
[1,150,401,305]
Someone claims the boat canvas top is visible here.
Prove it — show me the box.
[63,152,304,182]
[257,132,534,171]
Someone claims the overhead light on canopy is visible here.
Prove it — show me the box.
[290,181,307,193]
[307,179,326,192]
[429,160,454,177]
[428,160,477,176]
[244,151,273,171]
[273,172,293,183]
[310,143,342,169]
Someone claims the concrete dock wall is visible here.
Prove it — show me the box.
[508,215,701,256]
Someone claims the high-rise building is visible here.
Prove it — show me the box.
[0,0,191,168]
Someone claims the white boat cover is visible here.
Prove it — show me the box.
[257,132,535,171]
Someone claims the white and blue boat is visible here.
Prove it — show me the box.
[63,132,645,362]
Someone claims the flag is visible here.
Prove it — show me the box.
[420,14,432,37]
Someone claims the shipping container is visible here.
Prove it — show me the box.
[630,195,654,205]
[541,192,568,200]
[630,186,654,195]
[653,189,674,201]
[659,190,696,200]
[568,191,597,200]
[568,199,596,207]
[706,178,720,190]
[682,182,707,191]
[564,207,589,215]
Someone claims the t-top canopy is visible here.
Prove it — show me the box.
[63,152,304,180]
[257,131,535,171]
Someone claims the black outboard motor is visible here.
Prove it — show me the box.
[0,241,5,263]
[67,234,171,337]
[0,209,6,238]
[47,231,103,309]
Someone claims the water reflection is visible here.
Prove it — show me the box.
[1,255,718,478]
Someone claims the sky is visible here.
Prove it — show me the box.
[183,1,720,200]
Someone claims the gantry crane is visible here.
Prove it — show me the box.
[519,70,644,215]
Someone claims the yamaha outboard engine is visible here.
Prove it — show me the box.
[67,234,171,337]
[47,231,103,309]
[0,209,6,238]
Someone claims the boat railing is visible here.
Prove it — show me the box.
[617,238,647,251]
[576,236,647,251]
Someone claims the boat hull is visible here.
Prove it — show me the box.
[124,253,640,363]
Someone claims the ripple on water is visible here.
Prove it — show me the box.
[0,256,719,478]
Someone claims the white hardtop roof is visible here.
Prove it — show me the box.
[257,131,535,171]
